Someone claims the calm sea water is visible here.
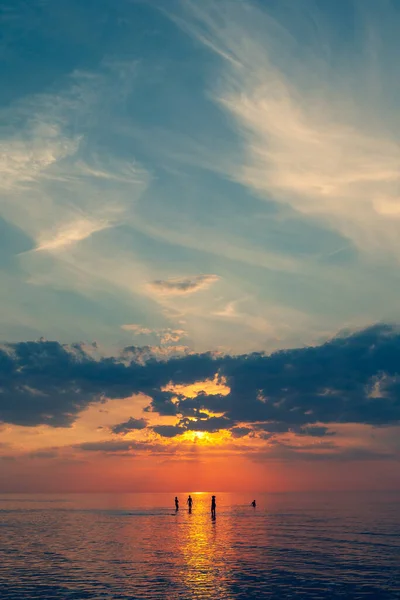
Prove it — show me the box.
[0,492,399,599]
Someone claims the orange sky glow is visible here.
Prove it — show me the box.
[1,375,399,493]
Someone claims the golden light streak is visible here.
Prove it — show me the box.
[162,375,230,398]
[179,430,231,445]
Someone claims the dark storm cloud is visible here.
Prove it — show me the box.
[230,427,253,438]
[152,425,183,438]
[0,340,219,427]
[298,426,336,437]
[2,325,400,437]
[144,389,179,416]
[111,417,148,434]
[247,423,335,436]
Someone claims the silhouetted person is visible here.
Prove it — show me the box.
[211,495,216,518]
[251,500,256,508]
[187,495,193,512]
[175,496,179,511]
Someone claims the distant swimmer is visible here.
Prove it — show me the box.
[187,495,193,512]
[211,495,216,518]
[251,500,256,508]
[175,496,179,511]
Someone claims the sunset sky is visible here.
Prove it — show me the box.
[1,0,400,492]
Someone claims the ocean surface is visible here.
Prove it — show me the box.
[0,492,399,599]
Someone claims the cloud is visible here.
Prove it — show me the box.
[121,324,154,335]
[171,0,400,259]
[152,425,184,438]
[0,61,149,260]
[27,450,59,459]
[0,339,218,426]
[0,121,80,191]
[248,442,397,463]
[180,415,232,433]
[130,214,301,275]
[1,325,400,449]
[159,329,187,344]
[111,417,148,434]
[148,274,219,295]
[35,217,113,252]
[120,345,191,365]
[298,426,336,437]
[77,440,155,453]
[121,324,187,345]
[230,427,253,438]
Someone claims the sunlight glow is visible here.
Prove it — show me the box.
[180,430,231,445]
[162,375,230,399]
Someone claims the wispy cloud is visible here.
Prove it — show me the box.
[0,58,159,340]
[35,217,113,252]
[148,274,220,295]
[111,417,148,434]
[0,61,149,256]
[130,214,301,274]
[121,324,154,335]
[172,0,400,258]
[0,122,80,191]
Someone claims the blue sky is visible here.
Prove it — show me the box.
[2,0,400,354]
[2,1,400,493]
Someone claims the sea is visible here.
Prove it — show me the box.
[0,492,399,599]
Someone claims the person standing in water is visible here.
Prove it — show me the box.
[251,500,256,508]
[211,495,216,518]
[175,496,179,511]
[187,495,193,512]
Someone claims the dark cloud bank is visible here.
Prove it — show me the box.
[1,325,400,441]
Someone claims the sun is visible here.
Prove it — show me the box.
[180,430,208,443]
[178,429,231,446]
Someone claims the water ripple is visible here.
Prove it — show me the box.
[0,492,399,599]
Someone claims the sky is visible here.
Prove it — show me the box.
[1,0,400,492]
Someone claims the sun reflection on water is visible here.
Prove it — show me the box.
[177,494,232,598]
